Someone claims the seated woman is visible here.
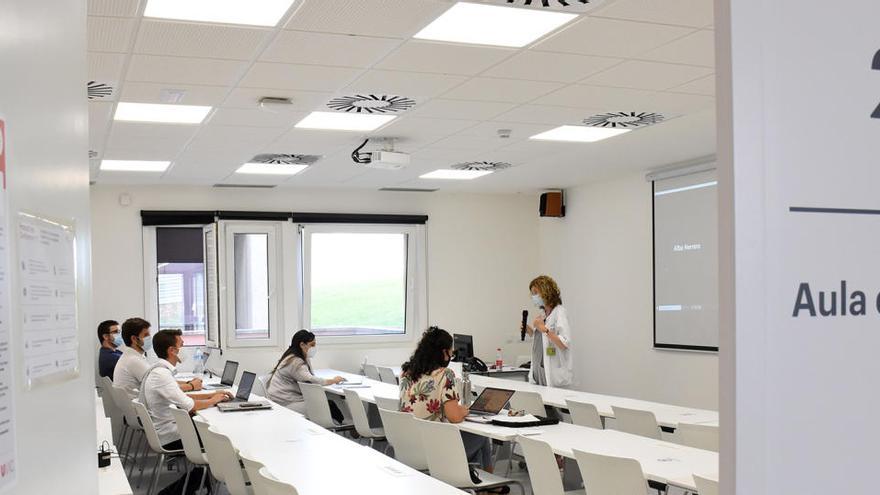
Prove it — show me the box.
[266,329,345,421]
[399,327,494,473]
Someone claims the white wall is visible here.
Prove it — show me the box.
[0,0,94,493]
[90,186,537,376]
[539,173,718,410]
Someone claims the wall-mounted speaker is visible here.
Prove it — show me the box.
[539,191,565,217]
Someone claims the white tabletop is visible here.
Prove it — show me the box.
[197,393,466,495]
[96,395,134,495]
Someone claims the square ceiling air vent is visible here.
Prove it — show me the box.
[87,80,115,100]
[249,153,321,165]
[327,94,416,114]
[478,0,603,13]
[451,161,513,172]
[583,112,666,129]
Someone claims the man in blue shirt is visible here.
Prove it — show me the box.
[97,320,122,380]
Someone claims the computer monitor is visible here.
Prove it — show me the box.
[453,334,474,361]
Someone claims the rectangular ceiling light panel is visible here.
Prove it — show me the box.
[114,102,212,124]
[144,0,297,27]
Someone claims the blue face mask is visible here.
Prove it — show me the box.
[112,333,124,348]
[531,294,544,308]
[141,335,153,352]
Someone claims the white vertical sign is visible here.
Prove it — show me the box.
[0,118,16,490]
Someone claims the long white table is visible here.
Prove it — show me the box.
[197,393,466,495]
[316,369,718,492]
[96,394,134,495]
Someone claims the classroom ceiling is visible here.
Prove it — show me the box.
[87,0,716,193]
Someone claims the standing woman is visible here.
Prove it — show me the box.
[266,329,346,420]
[524,275,573,388]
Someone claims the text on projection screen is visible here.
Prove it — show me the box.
[653,170,719,349]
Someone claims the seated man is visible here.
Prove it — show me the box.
[97,320,122,380]
[140,329,232,495]
[113,318,203,394]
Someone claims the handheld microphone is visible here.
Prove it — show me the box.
[521,310,528,341]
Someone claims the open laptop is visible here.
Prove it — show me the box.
[205,360,238,389]
[465,387,515,422]
[217,371,271,412]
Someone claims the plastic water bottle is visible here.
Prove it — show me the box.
[361,356,369,375]
[461,372,473,407]
[193,348,205,375]
[495,348,503,369]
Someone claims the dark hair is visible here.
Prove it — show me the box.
[121,318,151,346]
[153,329,182,360]
[401,326,454,382]
[96,320,119,344]
[271,330,316,376]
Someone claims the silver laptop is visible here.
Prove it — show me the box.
[217,371,271,412]
[205,360,238,389]
[466,387,515,418]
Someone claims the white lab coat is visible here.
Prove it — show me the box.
[530,305,573,388]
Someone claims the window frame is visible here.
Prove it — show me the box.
[299,223,427,345]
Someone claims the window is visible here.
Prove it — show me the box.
[302,224,427,342]
[154,228,206,346]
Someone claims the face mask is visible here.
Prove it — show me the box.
[141,336,153,352]
[307,346,317,359]
[531,294,544,308]
[441,351,452,368]
[112,334,124,348]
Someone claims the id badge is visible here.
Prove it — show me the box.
[546,346,557,357]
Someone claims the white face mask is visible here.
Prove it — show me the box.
[307,346,317,359]
[531,294,544,308]
[111,333,124,348]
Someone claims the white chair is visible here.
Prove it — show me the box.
[344,389,386,448]
[194,418,225,493]
[677,423,719,452]
[363,364,381,381]
[517,435,584,495]
[377,408,428,471]
[299,382,354,434]
[169,405,210,494]
[416,418,524,494]
[572,449,649,495]
[238,450,269,495]
[374,395,400,411]
[510,390,546,416]
[109,386,148,481]
[611,406,662,440]
[377,366,399,385]
[131,400,186,495]
[254,374,271,397]
[565,399,603,429]
[258,466,299,495]
[693,474,719,495]
[201,425,252,495]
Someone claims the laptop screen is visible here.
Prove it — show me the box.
[220,360,239,386]
[470,387,515,415]
[236,371,255,401]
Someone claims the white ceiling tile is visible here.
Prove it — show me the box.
[268,129,365,155]
[456,121,550,142]
[639,30,715,67]
[644,91,715,114]
[186,126,287,154]
[88,16,136,52]
[214,173,291,187]
[134,20,271,60]
[536,17,694,58]
[346,70,468,99]
[593,0,714,28]
[535,84,658,110]
[379,116,480,138]
[583,60,713,91]
[241,63,361,91]
[492,104,601,125]
[409,99,516,120]
[88,0,139,17]
[484,51,622,83]
[223,88,332,111]
[441,77,562,103]
[377,41,515,76]
[88,51,126,81]
[127,55,248,86]
[207,108,304,128]
[261,31,399,67]
[417,136,502,152]
[120,82,230,106]
[285,0,447,38]
[670,74,715,96]
[106,122,200,157]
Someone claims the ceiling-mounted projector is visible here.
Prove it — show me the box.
[351,138,410,170]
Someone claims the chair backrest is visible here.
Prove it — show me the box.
[377,408,428,471]
[565,399,603,429]
[517,435,566,495]
[363,364,381,381]
[377,366,398,385]
[238,450,268,495]
[572,449,648,495]
[299,382,336,428]
[132,400,171,454]
[258,466,300,495]
[693,474,719,495]
[677,423,719,452]
[204,426,250,495]
[611,406,661,439]
[510,390,546,416]
[374,395,400,411]
[415,418,473,487]
[344,389,379,438]
[110,385,143,431]
[254,374,270,397]
[169,405,206,465]
[193,417,225,483]
[97,376,114,417]
[515,355,531,367]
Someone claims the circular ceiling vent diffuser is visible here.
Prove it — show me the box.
[482,0,600,13]
[87,81,114,100]
[451,161,513,172]
[327,95,415,114]
[251,153,321,165]
[583,112,665,129]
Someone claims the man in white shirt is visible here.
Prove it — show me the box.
[140,329,231,495]
[113,318,203,395]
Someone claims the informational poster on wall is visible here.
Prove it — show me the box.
[0,118,17,490]
[17,212,77,388]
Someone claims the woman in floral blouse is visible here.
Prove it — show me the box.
[399,327,494,471]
